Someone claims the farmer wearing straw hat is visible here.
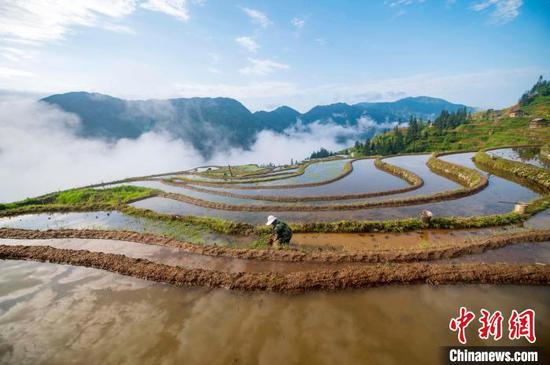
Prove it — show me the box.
[266,215,293,248]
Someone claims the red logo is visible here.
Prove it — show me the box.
[449,307,476,344]
[478,309,503,341]
[509,309,536,343]
[449,308,536,344]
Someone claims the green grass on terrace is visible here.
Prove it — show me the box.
[0,186,156,212]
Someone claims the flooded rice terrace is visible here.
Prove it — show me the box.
[0,260,548,365]
[0,212,252,246]
[1,148,549,364]
[192,159,409,196]
[130,151,539,224]
[487,147,549,169]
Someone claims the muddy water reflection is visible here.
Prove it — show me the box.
[0,260,548,365]
[0,212,252,247]
[293,228,496,252]
[443,241,550,264]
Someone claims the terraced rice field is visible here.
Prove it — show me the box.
[1,146,549,363]
[487,146,549,169]
[125,151,538,223]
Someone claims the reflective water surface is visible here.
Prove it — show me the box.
[130,151,539,223]
[197,159,409,196]
[0,260,547,365]
[487,147,549,169]
[0,212,252,247]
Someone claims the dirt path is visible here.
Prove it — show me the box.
[1,245,548,292]
[1,227,549,263]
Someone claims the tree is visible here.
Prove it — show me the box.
[519,75,550,106]
[310,147,332,159]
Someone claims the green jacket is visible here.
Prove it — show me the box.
[272,220,293,244]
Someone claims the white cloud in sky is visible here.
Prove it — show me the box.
[100,22,137,35]
[239,58,290,76]
[0,66,35,79]
[385,0,426,7]
[0,47,36,62]
[235,36,259,53]
[140,0,191,22]
[315,38,327,46]
[0,0,199,49]
[291,17,305,29]
[471,0,523,24]
[0,0,137,44]
[240,7,272,28]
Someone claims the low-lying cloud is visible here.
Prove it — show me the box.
[0,97,387,202]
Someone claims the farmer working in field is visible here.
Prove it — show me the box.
[266,215,293,248]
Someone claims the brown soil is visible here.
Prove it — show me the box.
[1,245,548,292]
[292,228,497,252]
[1,227,549,264]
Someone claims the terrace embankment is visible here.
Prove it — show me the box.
[156,153,488,212]
[2,227,549,263]
[1,245,548,292]
[1,150,547,236]
[165,158,354,189]
[473,150,550,194]
[167,157,423,202]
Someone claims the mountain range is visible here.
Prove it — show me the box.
[42,92,472,157]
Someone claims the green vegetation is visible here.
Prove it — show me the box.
[474,151,550,194]
[0,186,157,216]
[169,156,351,188]
[249,234,270,249]
[137,216,243,245]
[427,153,485,188]
[310,147,337,159]
[346,77,550,157]
[375,157,423,186]
[541,144,550,164]
[519,75,550,106]
[120,206,256,235]
[170,162,310,185]
[197,164,275,179]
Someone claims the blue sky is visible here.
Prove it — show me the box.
[0,0,549,111]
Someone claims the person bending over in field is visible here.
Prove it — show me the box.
[266,215,292,248]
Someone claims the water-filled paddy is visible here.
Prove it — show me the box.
[443,241,550,264]
[0,212,251,247]
[119,180,297,206]
[0,260,547,365]
[293,228,502,252]
[487,147,549,168]
[0,211,141,231]
[130,151,538,223]
[0,238,345,273]
[192,159,409,197]
[239,159,352,186]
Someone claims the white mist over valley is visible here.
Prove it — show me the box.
[0,95,392,202]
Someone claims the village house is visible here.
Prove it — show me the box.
[508,105,526,118]
[529,117,549,129]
